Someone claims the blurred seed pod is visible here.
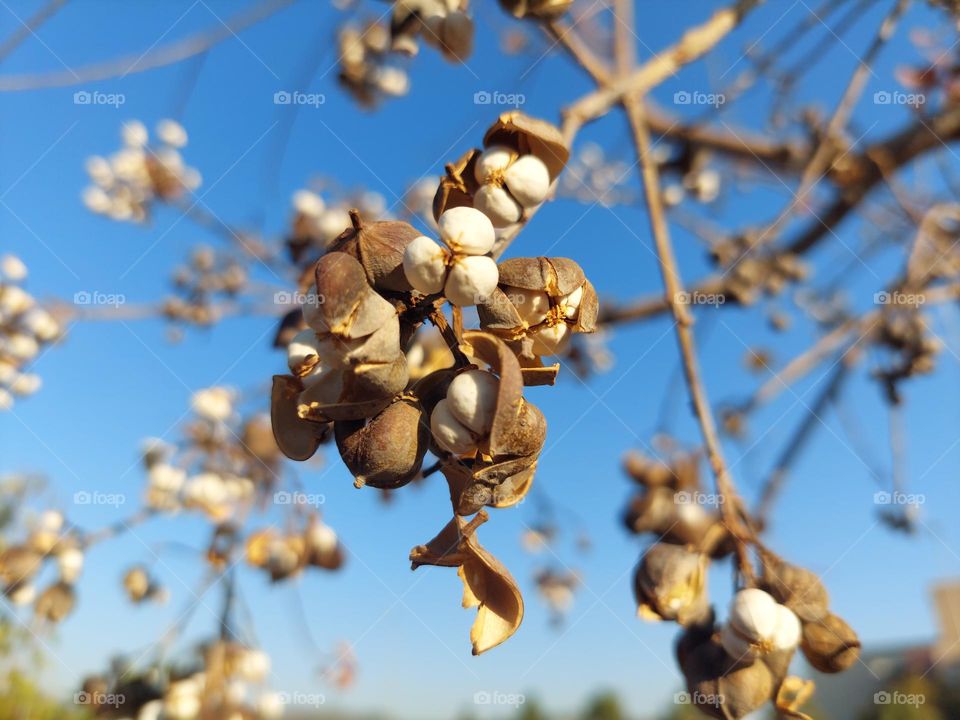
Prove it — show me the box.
[34,581,76,623]
[304,519,345,570]
[633,543,710,626]
[498,0,573,20]
[760,554,830,623]
[482,112,569,181]
[800,612,861,673]
[680,635,775,720]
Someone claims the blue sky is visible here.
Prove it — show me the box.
[2,1,960,718]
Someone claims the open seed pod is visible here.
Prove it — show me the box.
[759,553,829,623]
[34,581,76,623]
[478,257,598,356]
[271,375,325,461]
[497,0,573,20]
[410,512,523,655]
[335,395,430,489]
[622,486,677,535]
[330,211,421,292]
[681,636,776,720]
[433,148,482,221]
[309,252,397,338]
[800,612,861,673]
[482,112,569,181]
[633,542,710,626]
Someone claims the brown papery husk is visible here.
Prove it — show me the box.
[324,314,403,364]
[574,280,599,333]
[518,355,559,386]
[331,215,422,292]
[311,252,371,333]
[299,356,409,422]
[271,374,323,461]
[491,462,536,507]
[433,148,482,221]
[483,112,569,180]
[335,396,429,489]
[800,612,861,673]
[476,287,525,337]
[498,0,573,20]
[497,256,585,297]
[459,330,526,456]
[634,542,710,626]
[683,637,775,720]
[622,486,678,536]
[760,554,830,623]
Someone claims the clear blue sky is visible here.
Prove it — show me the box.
[2,1,959,718]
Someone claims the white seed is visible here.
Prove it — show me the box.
[727,588,780,642]
[258,692,284,720]
[38,509,64,533]
[559,284,584,320]
[237,648,271,682]
[156,119,188,148]
[531,323,570,356]
[0,361,15,384]
[306,522,338,555]
[473,184,522,228]
[288,328,322,374]
[719,620,756,661]
[430,398,477,455]
[10,373,41,396]
[0,254,27,281]
[121,120,148,148]
[191,387,234,422]
[503,285,550,326]
[0,388,12,411]
[57,547,84,583]
[438,206,496,255]
[5,333,39,360]
[0,285,35,314]
[474,145,516,183]
[317,206,352,246]
[771,603,802,651]
[444,254,499,306]
[447,368,499,435]
[376,66,410,96]
[22,307,60,341]
[504,154,550,207]
[293,189,325,217]
[403,235,449,294]
[8,582,35,606]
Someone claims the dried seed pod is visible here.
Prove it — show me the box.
[472,145,551,227]
[330,211,422,292]
[622,487,677,536]
[433,148,482,221]
[681,636,776,720]
[271,375,325,461]
[123,566,152,603]
[633,543,710,626]
[34,581,76,623]
[800,612,861,673]
[482,112,569,180]
[760,554,829,623]
[335,396,430,489]
[497,0,573,20]
[304,520,344,570]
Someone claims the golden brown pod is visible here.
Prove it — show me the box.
[330,211,422,292]
[271,374,323,461]
[800,613,861,673]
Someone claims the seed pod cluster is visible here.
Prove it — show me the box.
[478,256,599,357]
[0,255,62,411]
[286,189,388,266]
[162,245,248,329]
[391,0,475,61]
[83,119,200,223]
[403,206,499,306]
[339,21,410,108]
[434,112,570,240]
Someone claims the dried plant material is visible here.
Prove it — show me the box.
[800,612,861,673]
[634,543,710,626]
[410,513,523,654]
[680,634,776,720]
[760,554,829,623]
[34,581,76,623]
[498,0,573,20]
[775,676,816,719]
[331,211,422,292]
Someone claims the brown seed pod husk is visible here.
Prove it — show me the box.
[682,637,775,719]
[483,111,569,180]
[622,486,678,535]
[574,280,599,333]
[634,543,710,626]
[242,414,281,466]
[518,355,559,386]
[273,308,306,349]
[497,0,573,20]
[623,451,677,488]
[331,212,422,292]
[760,554,830,623]
[497,257,585,297]
[800,612,861,673]
[335,396,429,489]
[35,581,76,623]
[271,375,323,461]
[490,462,536,507]
[0,546,43,586]
[433,148,482,221]
[311,252,370,334]
[300,355,410,422]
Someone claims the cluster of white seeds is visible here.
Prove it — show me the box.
[473,145,551,227]
[430,368,499,455]
[719,588,802,661]
[418,0,474,61]
[0,255,61,410]
[83,119,200,222]
[506,282,584,355]
[403,206,498,306]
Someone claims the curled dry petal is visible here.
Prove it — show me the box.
[433,148,482,222]
[409,513,523,655]
[271,375,322,461]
